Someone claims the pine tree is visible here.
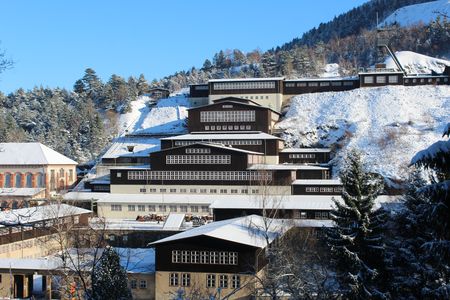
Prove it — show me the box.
[136,74,149,96]
[326,150,388,299]
[91,247,132,300]
[81,68,103,103]
[404,123,450,298]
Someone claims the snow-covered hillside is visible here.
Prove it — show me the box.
[380,0,450,27]
[277,85,450,182]
[385,51,450,74]
[117,94,190,136]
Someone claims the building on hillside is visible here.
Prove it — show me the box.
[0,143,78,202]
[148,87,170,100]
[208,77,285,112]
[187,97,280,134]
[160,132,283,164]
[150,215,293,299]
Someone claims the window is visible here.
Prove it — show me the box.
[331,81,342,86]
[213,81,275,91]
[148,205,156,212]
[363,76,374,84]
[207,274,216,288]
[232,275,241,289]
[210,251,218,264]
[201,206,209,213]
[160,188,166,193]
[111,205,122,211]
[241,189,248,194]
[159,205,167,212]
[315,211,329,219]
[343,81,354,86]
[200,110,256,123]
[25,173,32,188]
[36,173,44,188]
[305,187,319,193]
[219,252,228,264]
[319,81,330,86]
[186,148,211,154]
[251,189,259,194]
[180,205,188,212]
[169,273,179,286]
[127,170,272,182]
[170,188,176,193]
[149,188,156,193]
[210,189,217,194]
[170,205,177,212]
[219,275,228,288]
[137,205,145,212]
[139,188,146,193]
[4,174,11,188]
[191,206,199,213]
[200,189,207,194]
[181,273,191,287]
[15,173,21,188]
[308,82,318,87]
[205,125,210,130]
[191,251,199,264]
[229,252,238,265]
[130,279,137,289]
[172,250,181,263]
[200,251,208,264]
[388,75,398,83]
[231,189,238,194]
[128,205,135,211]
[69,169,73,181]
[116,172,122,178]
[139,280,147,289]
[166,155,231,165]
[220,189,227,194]
[180,188,187,193]
[190,188,197,193]
[376,76,386,84]
[181,250,190,263]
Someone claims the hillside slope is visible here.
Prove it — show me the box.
[385,51,450,74]
[380,0,450,27]
[276,85,450,182]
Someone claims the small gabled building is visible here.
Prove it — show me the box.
[0,143,78,201]
[148,87,170,100]
[187,97,280,134]
[150,215,292,299]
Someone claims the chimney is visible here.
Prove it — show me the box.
[127,145,135,152]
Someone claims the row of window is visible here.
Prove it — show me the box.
[1,172,45,188]
[111,204,210,213]
[305,187,343,193]
[285,81,355,88]
[138,187,260,194]
[127,171,272,182]
[185,148,210,154]
[213,81,275,90]
[172,250,238,265]
[166,155,231,165]
[130,279,147,289]
[404,77,448,83]
[204,124,252,131]
[169,273,241,289]
[200,110,256,123]
[363,75,399,84]
[288,153,316,159]
[174,140,262,146]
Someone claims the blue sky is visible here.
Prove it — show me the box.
[0,0,368,93]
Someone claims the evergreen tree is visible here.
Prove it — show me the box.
[73,79,85,94]
[81,68,103,102]
[91,247,132,300]
[403,123,450,298]
[136,74,149,96]
[326,150,388,299]
[202,58,212,70]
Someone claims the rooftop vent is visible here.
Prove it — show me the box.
[127,145,135,152]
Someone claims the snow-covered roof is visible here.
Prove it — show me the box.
[161,132,282,141]
[0,188,45,197]
[102,136,160,159]
[281,148,331,153]
[0,143,77,165]
[151,215,292,248]
[293,179,342,185]
[248,164,329,171]
[163,213,186,230]
[285,77,358,82]
[116,248,155,274]
[0,204,91,226]
[0,257,62,272]
[209,77,284,82]
[210,195,401,211]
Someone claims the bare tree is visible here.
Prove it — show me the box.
[0,42,13,75]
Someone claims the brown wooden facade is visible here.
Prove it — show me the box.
[292,182,343,195]
[187,97,280,134]
[283,78,359,95]
[208,78,283,96]
[189,84,209,98]
[213,208,330,221]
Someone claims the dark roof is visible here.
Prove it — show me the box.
[148,87,170,92]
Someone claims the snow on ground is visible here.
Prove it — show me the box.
[320,63,340,77]
[380,0,450,27]
[117,95,152,136]
[131,95,190,135]
[276,85,450,181]
[386,51,450,74]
